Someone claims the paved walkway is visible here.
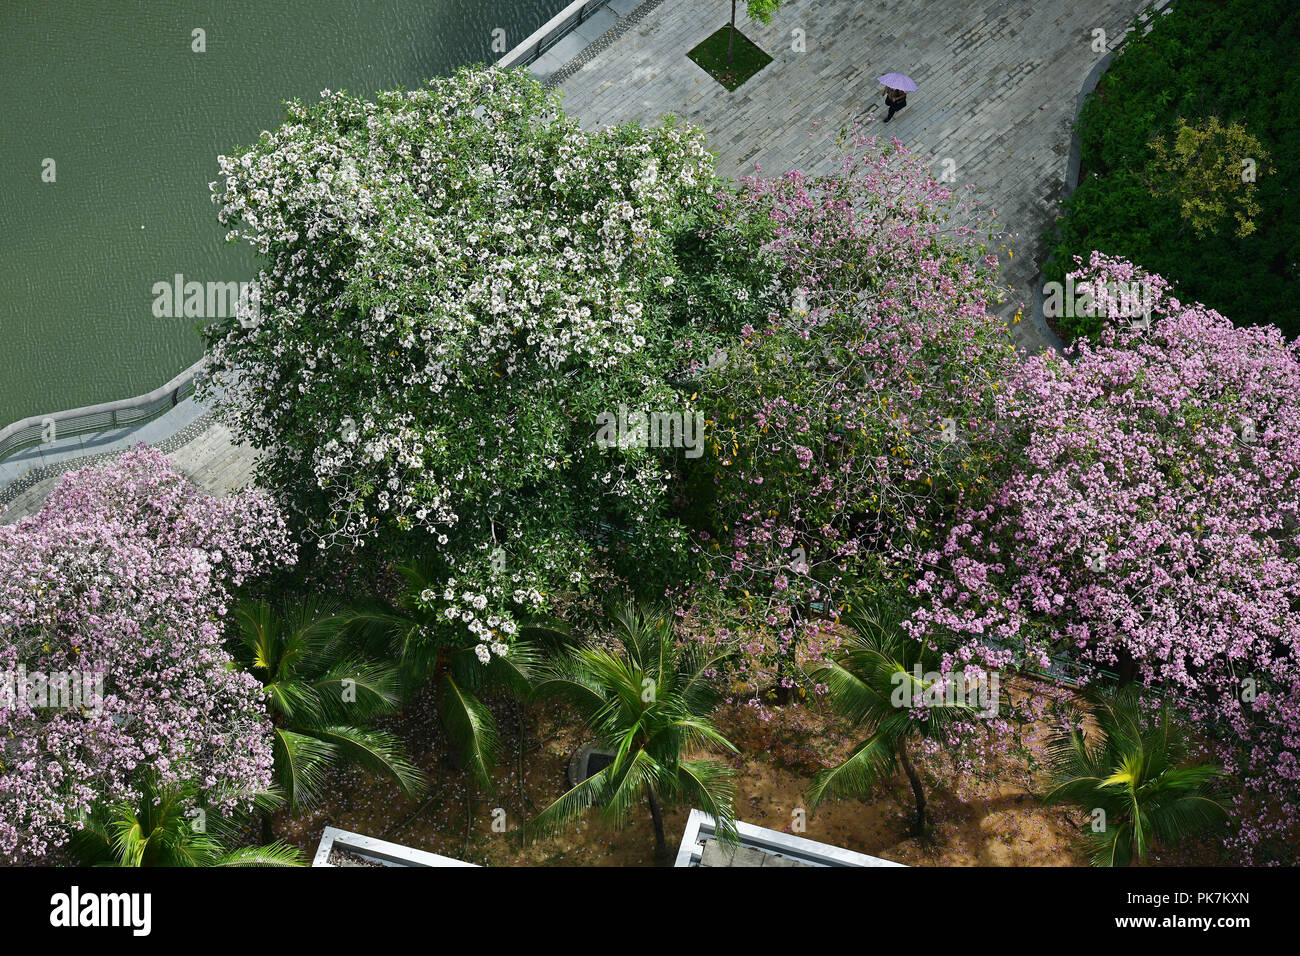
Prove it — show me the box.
[555,0,1152,354]
[0,409,257,524]
[2,0,1153,519]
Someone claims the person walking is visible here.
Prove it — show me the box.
[882,86,908,123]
[875,73,918,124]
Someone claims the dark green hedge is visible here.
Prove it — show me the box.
[1043,0,1300,341]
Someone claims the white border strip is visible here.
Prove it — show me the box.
[674,809,906,868]
[312,826,478,867]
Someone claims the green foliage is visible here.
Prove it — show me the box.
[71,777,302,867]
[676,139,1017,663]
[688,25,774,90]
[339,563,544,790]
[744,0,784,24]
[231,596,425,810]
[1042,687,1228,867]
[1043,0,1300,341]
[531,601,738,860]
[1146,116,1267,238]
[204,66,746,605]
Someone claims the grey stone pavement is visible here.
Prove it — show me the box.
[552,0,1155,354]
[1,0,1152,518]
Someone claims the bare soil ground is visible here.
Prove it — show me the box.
[279,676,1225,867]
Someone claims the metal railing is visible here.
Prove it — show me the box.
[0,358,207,465]
[497,0,616,69]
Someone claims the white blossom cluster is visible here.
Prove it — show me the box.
[417,567,539,665]
[202,67,715,569]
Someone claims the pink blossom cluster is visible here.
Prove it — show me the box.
[690,128,1018,695]
[0,446,296,863]
[906,253,1300,862]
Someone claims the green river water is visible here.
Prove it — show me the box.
[0,0,568,425]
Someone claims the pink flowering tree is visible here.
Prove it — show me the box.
[682,127,1019,699]
[906,253,1300,863]
[0,446,296,863]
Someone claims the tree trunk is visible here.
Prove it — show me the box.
[728,0,738,60]
[646,785,668,865]
[1116,646,1137,686]
[515,699,528,850]
[897,738,927,837]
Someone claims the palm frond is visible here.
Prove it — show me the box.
[599,749,666,831]
[437,673,500,790]
[308,659,403,724]
[207,842,305,867]
[308,725,426,799]
[806,730,900,811]
[484,639,543,700]
[677,759,739,844]
[1043,685,1229,865]
[528,598,739,853]
[273,727,340,810]
[530,769,614,840]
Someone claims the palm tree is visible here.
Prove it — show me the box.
[805,601,991,836]
[531,601,738,865]
[340,562,541,790]
[231,596,425,834]
[1042,686,1227,866]
[71,777,302,867]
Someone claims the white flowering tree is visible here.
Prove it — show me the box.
[204,68,770,673]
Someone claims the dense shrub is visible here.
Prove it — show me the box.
[1044,0,1299,341]
[681,128,1019,694]
[203,66,776,647]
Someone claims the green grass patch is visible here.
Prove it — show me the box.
[687,25,772,91]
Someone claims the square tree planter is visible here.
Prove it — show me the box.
[687,25,773,91]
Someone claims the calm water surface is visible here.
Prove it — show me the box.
[0,0,568,423]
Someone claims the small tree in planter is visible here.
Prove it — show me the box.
[724,0,783,58]
[689,2,782,89]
